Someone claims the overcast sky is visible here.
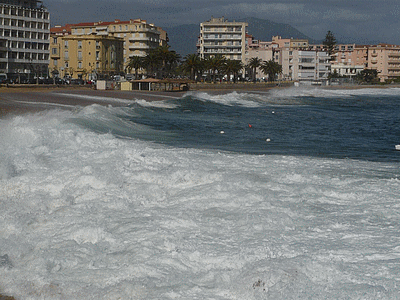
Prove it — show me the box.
[45,0,400,44]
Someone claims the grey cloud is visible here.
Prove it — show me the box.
[44,0,400,45]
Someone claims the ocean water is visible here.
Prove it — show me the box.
[0,87,399,299]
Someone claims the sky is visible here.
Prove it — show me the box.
[44,0,400,45]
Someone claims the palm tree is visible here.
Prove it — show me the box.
[152,45,181,79]
[143,50,159,78]
[126,56,144,79]
[205,55,226,83]
[181,54,202,81]
[247,57,263,82]
[260,60,282,82]
[223,59,243,82]
[230,60,244,83]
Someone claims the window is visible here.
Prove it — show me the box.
[78,41,82,49]
[53,37,57,44]
[64,40,68,48]
[78,61,82,68]
[64,51,69,59]
[78,51,82,60]
[53,59,58,66]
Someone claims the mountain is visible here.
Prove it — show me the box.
[164,24,200,58]
[164,17,314,57]
[239,17,316,43]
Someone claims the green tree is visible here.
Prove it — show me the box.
[247,57,263,82]
[205,55,226,83]
[126,56,144,79]
[143,50,159,78]
[260,60,282,82]
[152,45,181,79]
[223,59,243,82]
[181,54,202,81]
[323,31,337,61]
[356,69,378,83]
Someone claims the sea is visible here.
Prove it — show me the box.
[0,87,399,299]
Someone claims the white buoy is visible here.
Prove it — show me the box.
[395,145,400,151]
[266,138,271,142]
[220,131,225,134]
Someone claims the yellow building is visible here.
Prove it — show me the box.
[69,19,166,70]
[49,27,123,80]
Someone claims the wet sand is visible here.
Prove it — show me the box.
[1,82,399,117]
[0,83,279,117]
[0,86,189,117]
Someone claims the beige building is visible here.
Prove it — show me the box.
[199,17,247,64]
[70,19,165,70]
[245,35,330,83]
[49,26,124,80]
[0,0,50,81]
[50,19,166,75]
[366,44,400,82]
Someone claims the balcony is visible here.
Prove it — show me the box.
[129,45,150,50]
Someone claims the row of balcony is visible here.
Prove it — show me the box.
[0,58,49,63]
[0,12,49,21]
[203,36,242,41]
[0,25,49,32]
[203,44,242,48]
[203,28,243,33]
[3,48,49,53]
[203,49,242,54]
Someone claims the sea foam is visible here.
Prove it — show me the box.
[0,97,399,299]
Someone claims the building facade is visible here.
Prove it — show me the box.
[366,44,400,82]
[0,0,50,81]
[68,19,165,70]
[49,29,124,80]
[245,35,330,83]
[199,17,247,65]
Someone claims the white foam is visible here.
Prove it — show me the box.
[190,91,263,107]
[268,86,400,99]
[0,109,399,299]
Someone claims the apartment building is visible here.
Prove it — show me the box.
[366,44,400,82]
[49,25,124,80]
[199,17,247,65]
[289,50,330,82]
[309,43,366,77]
[271,36,309,50]
[68,19,165,70]
[245,35,330,83]
[0,0,50,81]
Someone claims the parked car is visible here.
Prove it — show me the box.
[0,73,7,84]
[70,78,85,85]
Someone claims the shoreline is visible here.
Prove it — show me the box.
[1,82,400,117]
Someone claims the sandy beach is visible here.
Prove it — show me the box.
[0,83,280,117]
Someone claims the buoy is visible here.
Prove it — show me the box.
[266,138,271,142]
[395,145,400,150]
[220,131,225,134]
[248,124,252,128]
[272,111,275,114]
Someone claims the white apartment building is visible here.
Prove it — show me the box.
[199,17,247,64]
[0,0,50,80]
[289,50,330,83]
